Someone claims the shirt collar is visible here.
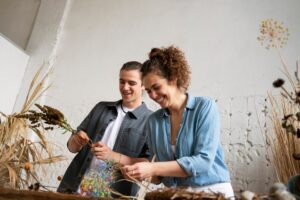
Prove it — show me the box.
[106,100,148,119]
[161,93,196,117]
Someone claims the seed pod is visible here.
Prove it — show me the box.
[24,162,31,171]
[57,176,62,181]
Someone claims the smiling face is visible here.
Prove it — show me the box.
[143,72,178,108]
[119,69,144,109]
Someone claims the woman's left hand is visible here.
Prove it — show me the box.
[91,141,112,161]
[122,162,153,181]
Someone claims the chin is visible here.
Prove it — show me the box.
[158,103,167,108]
[122,99,131,104]
[122,95,131,100]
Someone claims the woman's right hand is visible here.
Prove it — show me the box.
[67,131,90,153]
[122,162,154,181]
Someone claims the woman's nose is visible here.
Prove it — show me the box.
[149,91,157,99]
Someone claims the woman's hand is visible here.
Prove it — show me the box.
[122,162,154,181]
[91,141,113,161]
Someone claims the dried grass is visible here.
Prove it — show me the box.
[267,95,300,183]
[258,19,300,183]
[0,67,65,189]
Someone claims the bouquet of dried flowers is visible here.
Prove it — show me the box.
[258,19,300,183]
[16,103,75,134]
[0,67,67,189]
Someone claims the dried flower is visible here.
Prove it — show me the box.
[257,19,289,49]
[28,182,40,191]
[24,162,31,171]
[16,104,75,134]
[259,19,300,183]
[0,66,65,190]
[273,79,285,88]
[28,184,33,190]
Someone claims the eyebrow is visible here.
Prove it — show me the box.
[119,78,138,83]
[145,83,159,91]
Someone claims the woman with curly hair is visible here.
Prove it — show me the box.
[123,46,234,198]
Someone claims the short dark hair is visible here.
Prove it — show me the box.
[121,61,142,71]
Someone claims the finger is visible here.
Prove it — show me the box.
[130,171,141,181]
[77,131,90,141]
[73,138,82,146]
[92,141,103,147]
[94,152,106,157]
[131,171,138,177]
[95,154,109,161]
[97,141,106,148]
[80,138,89,145]
[122,166,133,172]
[121,171,131,180]
[74,137,87,146]
[120,167,126,174]
[95,155,105,160]
[78,134,89,142]
[75,135,89,145]
[92,149,103,154]
[92,147,106,153]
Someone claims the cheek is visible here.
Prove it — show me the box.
[158,88,166,95]
[148,93,156,100]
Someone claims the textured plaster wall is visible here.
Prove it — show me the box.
[4,0,300,193]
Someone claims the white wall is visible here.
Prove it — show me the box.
[0,0,41,49]
[0,34,29,114]
[4,0,300,193]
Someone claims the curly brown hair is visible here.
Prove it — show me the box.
[141,45,191,91]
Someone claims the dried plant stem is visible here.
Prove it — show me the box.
[268,94,300,183]
[277,48,297,92]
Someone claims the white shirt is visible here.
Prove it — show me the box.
[100,104,130,148]
[88,104,134,169]
[77,104,133,196]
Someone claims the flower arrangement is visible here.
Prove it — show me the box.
[257,19,289,49]
[0,67,68,189]
[258,19,300,183]
[0,67,136,199]
[16,103,75,134]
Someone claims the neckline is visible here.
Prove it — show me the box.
[120,104,127,114]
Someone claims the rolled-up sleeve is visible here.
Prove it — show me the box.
[176,99,220,176]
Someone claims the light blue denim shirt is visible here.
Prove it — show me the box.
[146,94,231,187]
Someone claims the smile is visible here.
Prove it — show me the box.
[156,97,164,103]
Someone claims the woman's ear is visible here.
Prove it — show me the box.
[169,77,178,86]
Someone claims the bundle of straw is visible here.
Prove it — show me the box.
[268,95,300,183]
[0,67,65,189]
